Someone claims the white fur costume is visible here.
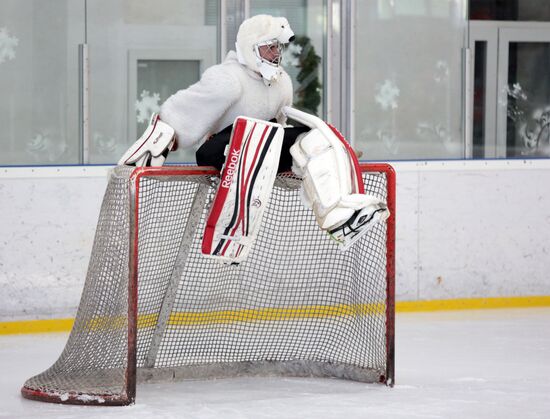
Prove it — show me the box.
[159,15,295,264]
[120,15,293,164]
[160,17,294,149]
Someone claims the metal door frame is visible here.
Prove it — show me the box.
[468,21,499,158]
[467,21,550,158]
[496,24,550,157]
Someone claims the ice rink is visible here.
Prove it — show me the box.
[1,308,549,419]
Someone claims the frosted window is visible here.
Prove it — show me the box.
[87,0,219,164]
[0,0,84,166]
[354,0,467,160]
[135,60,200,163]
[504,42,550,157]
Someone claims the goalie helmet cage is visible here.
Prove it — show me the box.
[21,164,395,406]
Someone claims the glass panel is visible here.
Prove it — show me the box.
[354,1,467,160]
[504,42,550,157]
[470,0,550,22]
[473,41,487,158]
[250,0,326,117]
[135,59,200,148]
[87,0,219,164]
[0,0,84,166]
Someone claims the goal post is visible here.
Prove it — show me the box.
[21,164,395,406]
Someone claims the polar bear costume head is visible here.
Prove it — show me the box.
[235,15,295,84]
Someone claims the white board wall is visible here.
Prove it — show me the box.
[1,161,549,321]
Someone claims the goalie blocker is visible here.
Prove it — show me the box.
[201,117,285,263]
[284,107,390,250]
[118,113,178,167]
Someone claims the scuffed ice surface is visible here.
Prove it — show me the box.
[2,309,550,419]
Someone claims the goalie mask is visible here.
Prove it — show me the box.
[235,15,295,84]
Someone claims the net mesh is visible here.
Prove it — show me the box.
[22,165,392,405]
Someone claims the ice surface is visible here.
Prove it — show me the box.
[1,308,549,419]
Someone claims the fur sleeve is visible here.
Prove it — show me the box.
[160,65,242,148]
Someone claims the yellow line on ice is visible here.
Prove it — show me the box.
[166,303,385,326]
[395,295,550,312]
[1,296,549,335]
[0,318,74,335]
[82,303,385,331]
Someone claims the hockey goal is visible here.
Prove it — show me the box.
[21,164,395,406]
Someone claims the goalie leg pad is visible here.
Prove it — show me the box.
[202,117,284,264]
[286,106,389,249]
[290,127,384,231]
[328,201,390,250]
[118,113,177,167]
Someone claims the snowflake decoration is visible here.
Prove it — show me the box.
[416,122,458,152]
[417,122,450,142]
[288,43,303,56]
[0,27,19,64]
[532,107,550,123]
[282,43,302,68]
[136,90,161,123]
[434,60,450,83]
[500,83,527,105]
[26,133,50,153]
[519,107,550,153]
[26,131,67,162]
[500,83,529,120]
[375,79,400,111]
[505,83,528,101]
[377,129,399,155]
[93,132,117,154]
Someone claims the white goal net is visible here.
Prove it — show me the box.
[22,164,395,405]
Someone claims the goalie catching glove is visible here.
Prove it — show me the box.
[118,113,178,167]
[284,106,389,250]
